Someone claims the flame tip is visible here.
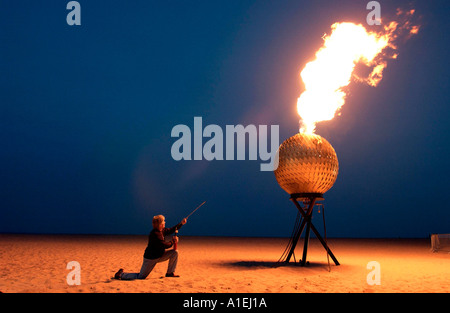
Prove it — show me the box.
[296,18,416,129]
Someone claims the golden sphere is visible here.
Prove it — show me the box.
[274,133,339,195]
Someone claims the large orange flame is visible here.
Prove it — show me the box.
[297,12,419,134]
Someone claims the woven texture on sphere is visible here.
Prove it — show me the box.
[274,133,339,195]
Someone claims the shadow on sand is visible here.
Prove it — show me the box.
[222,260,329,269]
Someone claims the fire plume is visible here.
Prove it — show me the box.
[297,12,419,134]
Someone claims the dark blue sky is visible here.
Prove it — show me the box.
[1,0,449,238]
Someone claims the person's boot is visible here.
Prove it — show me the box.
[114,268,124,279]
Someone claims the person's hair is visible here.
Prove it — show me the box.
[152,215,165,228]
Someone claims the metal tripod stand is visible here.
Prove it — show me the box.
[279,193,339,266]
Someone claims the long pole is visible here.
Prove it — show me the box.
[173,201,206,251]
[185,201,206,219]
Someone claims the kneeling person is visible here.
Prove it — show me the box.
[115,215,187,279]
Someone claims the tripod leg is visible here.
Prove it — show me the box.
[300,219,312,266]
[290,197,316,265]
[285,218,307,263]
[310,223,340,266]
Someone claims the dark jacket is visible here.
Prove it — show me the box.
[143,223,183,259]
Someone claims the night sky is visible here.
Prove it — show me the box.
[1,0,449,238]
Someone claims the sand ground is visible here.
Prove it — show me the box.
[0,234,449,293]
